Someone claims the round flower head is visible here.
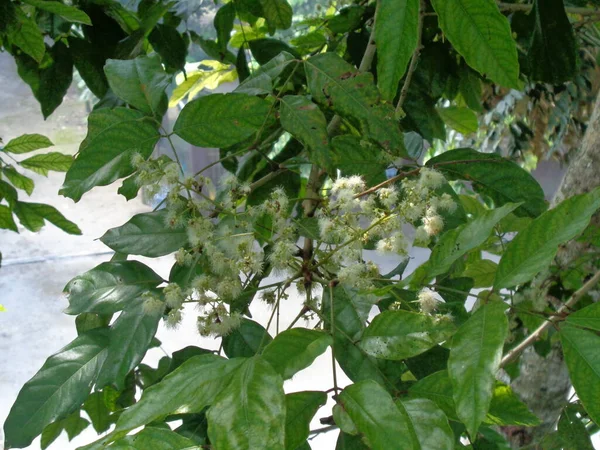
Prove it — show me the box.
[423,212,444,236]
[418,168,445,190]
[416,288,444,314]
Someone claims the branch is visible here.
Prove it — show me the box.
[248,167,287,192]
[500,269,600,367]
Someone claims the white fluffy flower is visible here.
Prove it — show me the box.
[417,288,444,314]
[418,168,445,190]
[423,212,444,236]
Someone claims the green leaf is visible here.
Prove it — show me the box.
[494,188,600,289]
[94,355,244,447]
[416,203,518,282]
[76,313,112,335]
[0,180,18,207]
[249,39,300,64]
[69,37,109,98]
[96,300,162,391]
[83,392,114,434]
[262,328,332,379]
[528,0,577,84]
[458,65,483,112]
[305,52,354,104]
[338,380,414,450]
[327,6,364,34]
[396,398,454,450]
[486,383,540,427]
[60,108,160,202]
[330,135,388,185]
[437,106,478,135]
[463,259,498,288]
[448,301,508,437]
[13,201,81,234]
[430,0,520,88]
[285,391,327,450]
[3,166,34,195]
[2,133,53,154]
[174,93,272,148]
[214,3,235,50]
[566,302,600,332]
[408,370,457,420]
[375,0,418,100]
[3,329,109,449]
[560,324,600,425]
[223,318,273,358]
[23,0,91,24]
[279,95,330,169]
[19,152,73,176]
[9,9,45,63]
[260,0,293,30]
[336,432,369,449]
[110,426,199,449]
[64,261,163,315]
[175,413,209,445]
[556,404,595,450]
[426,148,546,218]
[0,205,18,232]
[323,284,378,339]
[207,357,286,450]
[100,210,188,257]
[117,174,141,201]
[41,413,90,450]
[148,24,188,73]
[104,55,171,116]
[358,310,456,361]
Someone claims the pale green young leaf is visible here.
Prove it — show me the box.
[396,398,454,450]
[338,380,414,450]
[448,301,508,437]
[207,357,286,450]
[3,330,109,449]
[430,0,520,88]
[260,0,293,30]
[13,201,81,234]
[262,328,332,379]
[2,133,53,154]
[2,167,34,195]
[100,210,188,258]
[0,205,18,232]
[60,108,160,202]
[437,106,478,135]
[19,152,73,176]
[375,0,418,100]
[486,383,540,427]
[358,310,456,361]
[23,0,92,24]
[494,187,600,289]
[104,56,170,116]
[64,261,163,315]
[9,9,45,63]
[174,93,272,148]
[285,391,327,450]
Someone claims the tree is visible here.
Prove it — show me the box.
[2,0,600,449]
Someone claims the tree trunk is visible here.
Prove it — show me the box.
[508,93,600,447]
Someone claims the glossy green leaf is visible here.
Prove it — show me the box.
[486,383,540,427]
[104,56,170,116]
[426,148,546,218]
[91,355,244,448]
[338,380,414,450]
[2,133,53,154]
[333,404,358,435]
[2,167,34,195]
[494,188,600,289]
[417,203,518,282]
[100,210,188,257]
[174,93,272,148]
[223,318,272,358]
[13,201,81,234]
[3,329,109,448]
[60,108,160,202]
[285,391,327,450]
[408,370,457,420]
[279,95,330,169]
[463,259,498,288]
[437,106,478,135]
[207,357,286,449]
[528,0,577,84]
[23,0,91,24]
[9,9,45,63]
[19,152,73,176]
[64,261,163,315]
[148,24,188,73]
[109,426,198,449]
[396,398,454,450]
[560,324,600,425]
[260,0,292,30]
[430,0,520,88]
[175,413,209,445]
[556,404,595,450]
[0,205,18,232]
[358,310,456,361]
[262,328,332,379]
[96,300,162,391]
[83,392,114,434]
[566,302,600,331]
[448,301,508,437]
[375,0,418,100]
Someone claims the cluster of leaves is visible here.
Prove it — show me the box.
[0,133,80,268]
[2,0,600,449]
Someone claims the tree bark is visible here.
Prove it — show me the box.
[508,93,600,447]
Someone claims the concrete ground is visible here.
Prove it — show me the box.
[0,49,577,450]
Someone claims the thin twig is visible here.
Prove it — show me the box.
[354,168,421,198]
[500,269,600,367]
[395,0,426,115]
[329,282,339,395]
